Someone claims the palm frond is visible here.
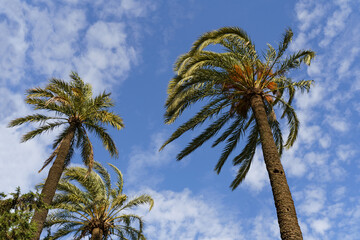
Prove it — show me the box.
[161,97,229,150]
[21,121,66,142]
[8,114,65,127]
[230,124,259,190]
[176,113,231,160]
[214,119,245,173]
[108,163,124,196]
[84,123,119,158]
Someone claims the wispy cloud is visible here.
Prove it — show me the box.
[0,0,156,193]
[0,88,48,193]
[126,132,178,186]
[0,0,154,90]
[132,188,243,240]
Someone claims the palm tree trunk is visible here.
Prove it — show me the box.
[31,126,76,240]
[91,228,103,240]
[250,94,302,240]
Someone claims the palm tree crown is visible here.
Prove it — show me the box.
[9,72,124,172]
[8,72,124,239]
[44,162,154,240]
[161,27,314,189]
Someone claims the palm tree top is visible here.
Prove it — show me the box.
[45,162,154,239]
[8,72,124,172]
[161,27,315,189]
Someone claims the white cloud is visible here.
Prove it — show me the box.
[242,150,268,192]
[319,134,331,149]
[295,84,324,111]
[310,218,331,235]
[0,0,29,85]
[27,5,87,78]
[133,188,244,240]
[325,115,349,132]
[0,0,155,92]
[332,186,346,201]
[320,0,352,47]
[0,0,157,192]
[99,0,156,19]
[298,186,326,216]
[126,132,178,185]
[282,146,307,178]
[336,144,356,162]
[295,1,327,32]
[74,21,138,92]
[0,88,49,193]
[249,214,280,240]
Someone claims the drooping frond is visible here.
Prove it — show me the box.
[84,122,119,158]
[186,26,252,57]
[176,113,231,160]
[230,124,259,190]
[162,26,315,189]
[214,116,250,173]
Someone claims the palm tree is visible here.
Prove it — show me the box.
[160,27,315,240]
[8,72,124,239]
[44,162,154,240]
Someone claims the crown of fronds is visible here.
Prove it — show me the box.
[161,27,315,190]
[8,72,124,173]
[44,162,153,239]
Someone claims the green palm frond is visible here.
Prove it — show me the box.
[92,111,124,130]
[21,121,66,142]
[8,114,66,127]
[187,26,252,56]
[230,124,259,190]
[162,26,315,189]
[118,195,154,212]
[108,163,124,196]
[84,122,119,158]
[276,50,315,75]
[214,118,245,173]
[161,97,229,149]
[94,162,111,197]
[9,72,123,176]
[276,98,299,148]
[176,113,231,160]
[64,167,106,201]
[45,163,153,239]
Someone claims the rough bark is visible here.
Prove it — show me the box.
[250,94,302,240]
[31,126,75,240]
[91,228,103,240]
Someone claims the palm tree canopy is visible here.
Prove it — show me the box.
[8,72,124,172]
[44,162,154,239]
[161,27,315,189]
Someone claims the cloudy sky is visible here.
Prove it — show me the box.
[1,0,360,239]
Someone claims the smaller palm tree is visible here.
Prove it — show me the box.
[44,162,154,240]
[8,72,124,239]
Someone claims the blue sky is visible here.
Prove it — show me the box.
[1,0,359,239]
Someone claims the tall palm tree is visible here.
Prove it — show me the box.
[160,27,315,240]
[8,72,124,239]
[44,162,154,240]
